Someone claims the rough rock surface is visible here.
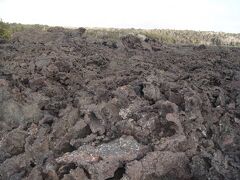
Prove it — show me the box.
[0,28,240,179]
[125,151,191,180]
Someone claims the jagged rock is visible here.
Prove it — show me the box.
[24,167,43,180]
[56,136,149,179]
[0,26,240,180]
[125,151,191,180]
[1,99,25,128]
[0,128,27,158]
[190,156,210,180]
[0,154,30,179]
[121,35,143,49]
[143,83,163,102]
[62,167,89,180]
[84,111,105,135]
[57,136,148,164]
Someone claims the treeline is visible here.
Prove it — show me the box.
[0,20,48,40]
[0,20,11,39]
[1,20,240,47]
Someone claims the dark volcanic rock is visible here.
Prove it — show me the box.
[125,151,191,180]
[121,35,143,49]
[56,136,149,179]
[0,28,239,179]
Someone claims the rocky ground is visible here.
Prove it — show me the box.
[0,27,240,180]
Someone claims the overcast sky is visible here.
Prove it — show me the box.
[0,0,239,33]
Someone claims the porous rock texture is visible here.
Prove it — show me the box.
[0,28,240,179]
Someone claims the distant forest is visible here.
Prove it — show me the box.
[1,20,240,47]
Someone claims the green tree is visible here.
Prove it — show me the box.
[0,19,11,39]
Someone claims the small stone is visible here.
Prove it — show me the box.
[0,79,8,87]
[56,150,100,165]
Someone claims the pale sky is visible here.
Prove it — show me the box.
[0,0,239,33]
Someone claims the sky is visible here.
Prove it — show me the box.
[0,0,239,33]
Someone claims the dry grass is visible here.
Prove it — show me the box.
[1,20,240,47]
[86,28,240,47]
